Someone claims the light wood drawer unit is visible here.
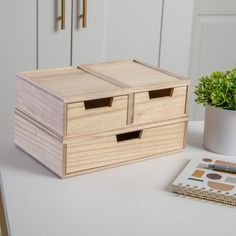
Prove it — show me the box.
[15,59,190,178]
[15,110,188,178]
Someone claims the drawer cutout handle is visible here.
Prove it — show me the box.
[148,88,174,99]
[116,130,142,142]
[84,97,113,109]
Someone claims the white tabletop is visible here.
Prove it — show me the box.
[1,121,236,236]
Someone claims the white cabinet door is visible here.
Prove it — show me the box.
[160,0,195,77]
[72,0,107,65]
[72,0,163,67]
[160,0,236,120]
[38,0,72,68]
[0,0,36,134]
[189,0,236,120]
[104,0,163,66]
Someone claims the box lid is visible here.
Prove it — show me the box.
[17,60,190,103]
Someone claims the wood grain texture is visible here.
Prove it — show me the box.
[14,110,187,178]
[16,76,64,136]
[66,121,186,175]
[63,116,188,144]
[127,93,135,124]
[17,67,120,102]
[62,82,189,104]
[17,60,190,103]
[37,70,120,99]
[133,59,188,81]
[67,95,128,136]
[86,60,189,88]
[0,189,8,236]
[65,149,183,178]
[17,67,80,81]
[14,112,64,177]
[78,65,131,88]
[133,87,187,125]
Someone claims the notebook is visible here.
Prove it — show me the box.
[171,157,236,206]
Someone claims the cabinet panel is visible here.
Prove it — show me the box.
[38,0,72,68]
[0,0,36,134]
[72,0,107,65]
[104,0,163,66]
[160,0,194,77]
[72,0,163,67]
[189,0,236,120]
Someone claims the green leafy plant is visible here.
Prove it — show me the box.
[194,66,236,110]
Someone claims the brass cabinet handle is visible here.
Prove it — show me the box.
[60,0,65,30]
[82,0,87,28]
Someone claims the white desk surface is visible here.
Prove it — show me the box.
[1,121,236,236]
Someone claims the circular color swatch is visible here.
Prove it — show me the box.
[206,173,222,180]
[203,158,212,162]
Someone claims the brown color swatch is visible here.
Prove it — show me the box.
[208,181,234,191]
[203,158,212,162]
[206,173,222,180]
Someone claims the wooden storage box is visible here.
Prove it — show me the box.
[15,60,190,178]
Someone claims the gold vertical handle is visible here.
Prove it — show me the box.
[61,0,65,30]
[82,0,87,28]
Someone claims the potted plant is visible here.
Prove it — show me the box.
[195,66,236,155]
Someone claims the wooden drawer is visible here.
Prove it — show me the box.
[133,86,187,125]
[66,95,128,136]
[65,121,187,175]
[15,110,187,178]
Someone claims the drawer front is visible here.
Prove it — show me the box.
[66,121,186,175]
[67,95,128,136]
[134,86,187,125]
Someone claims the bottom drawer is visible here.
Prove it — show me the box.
[66,121,187,175]
[15,110,187,178]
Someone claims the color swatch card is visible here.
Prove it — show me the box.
[171,157,236,206]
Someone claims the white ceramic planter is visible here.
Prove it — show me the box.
[204,105,236,156]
